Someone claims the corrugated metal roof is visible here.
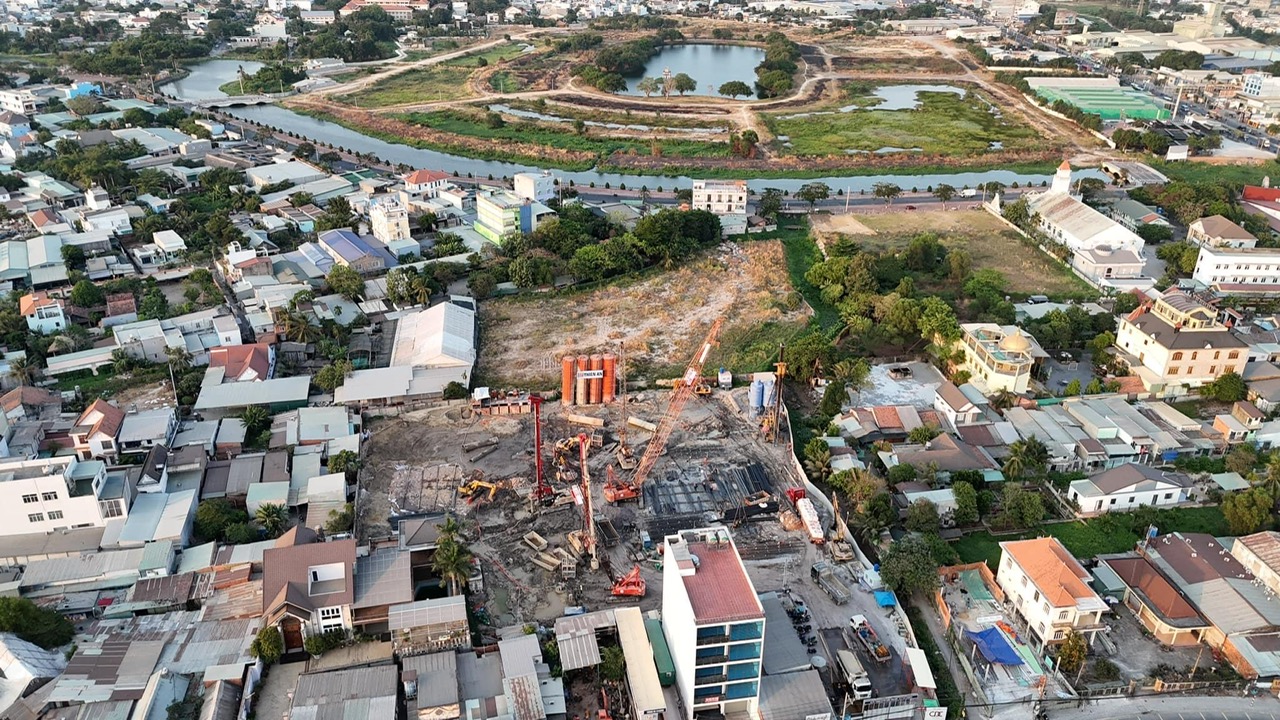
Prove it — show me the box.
[388,595,466,632]
[20,548,145,589]
[402,652,459,709]
[291,665,398,720]
[759,670,833,720]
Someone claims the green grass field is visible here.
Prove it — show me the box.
[337,66,473,107]
[398,109,730,159]
[443,42,528,68]
[767,218,840,330]
[488,71,526,93]
[1155,159,1280,187]
[766,90,1041,157]
[952,505,1229,569]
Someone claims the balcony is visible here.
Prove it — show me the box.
[695,673,727,685]
[697,633,730,646]
[696,653,728,666]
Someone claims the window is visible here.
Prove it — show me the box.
[27,513,42,522]
[1058,610,1069,620]
[1021,576,1028,587]
[1054,629,1065,640]
[1209,366,1217,374]
[21,494,36,503]
[1172,351,1184,361]
[1033,591,1040,602]
[1229,351,1240,359]
[1164,493,1173,500]
[1169,367,1179,375]
[47,510,62,520]
[1128,496,1136,503]
[41,491,56,501]
[1042,602,1050,615]
[318,606,344,631]
[1109,498,1116,505]
[100,500,123,519]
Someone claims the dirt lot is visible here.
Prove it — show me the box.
[852,209,1092,296]
[356,382,810,628]
[475,241,810,388]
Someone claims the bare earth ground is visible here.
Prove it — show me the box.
[475,241,810,388]
[848,209,1090,296]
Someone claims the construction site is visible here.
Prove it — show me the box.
[356,319,927,719]
[358,319,817,621]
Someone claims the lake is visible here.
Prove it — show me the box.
[618,44,764,97]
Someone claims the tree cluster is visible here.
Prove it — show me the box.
[1130,181,1270,238]
[70,14,211,75]
[754,32,801,98]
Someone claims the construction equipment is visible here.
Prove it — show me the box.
[459,479,499,503]
[787,487,825,544]
[530,396,555,506]
[576,432,599,570]
[522,532,549,552]
[761,344,788,443]
[603,465,639,504]
[848,614,892,664]
[626,318,724,496]
[615,341,637,470]
[829,495,856,563]
[811,561,851,604]
[693,377,713,396]
[610,565,646,599]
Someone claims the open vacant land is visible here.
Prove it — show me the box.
[767,90,1041,157]
[475,241,810,387]
[847,209,1090,296]
[336,66,474,107]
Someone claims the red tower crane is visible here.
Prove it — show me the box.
[611,318,723,502]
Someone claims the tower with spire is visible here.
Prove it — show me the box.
[1051,159,1072,195]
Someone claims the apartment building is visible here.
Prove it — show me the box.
[0,455,116,535]
[1192,244,1280,295]
[368,196,411,246]
[691,180,748,216]
[662,528,764,720]
[473,190,555,244]
[955,324,1048,395]
[996,537,1108,650]
[1114,289,1247,395]
[513,172,556,203]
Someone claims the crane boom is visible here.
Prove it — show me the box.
[631,318,723,489]
[578,432,597,568]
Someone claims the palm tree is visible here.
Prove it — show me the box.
[847,509,886,549]
[277,308,320,344]
[408,272,432,306]
[111,348,133,374]
[990,389,1018,411]
[7,356,37,386]
[165,346,192,372]
[255,502,289,538]
[1258,457,1280,499]
[432,537,473,596]
[437,514,462,543]
[804,443,832,482]
[831,358,871,403]
[1002,450,1026,481]
[240,405,270,434]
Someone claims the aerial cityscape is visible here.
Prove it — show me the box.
[0,0,1278,719]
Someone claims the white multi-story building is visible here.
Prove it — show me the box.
[1242,72,1280,99]
[0,455,118,535]
[1192,244,1280,295]
[955,323,1048,395]
[402,168,451,198]
[513,172,555,203]
[369,196,411,245]
[19,292,64,334]
[692,180,748,216]
[661,528,764,720]
[996,537,1109,650]
[1114,289,1247,395]
[1024,162,1144,256]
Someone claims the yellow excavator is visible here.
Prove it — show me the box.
[459,479,499,503]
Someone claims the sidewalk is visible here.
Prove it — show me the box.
[989,693,1280,720]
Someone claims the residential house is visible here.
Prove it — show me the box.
[73,399,124,461]
[1212,400,1264,444]
[933,381,988,427]
[878,433,1000,476]
[473,189,555,244]
[117,407,178,456]
[102,294,137,328]
[0,112,31,138]
[692,180,748,215]
[0,386,60,421]
[261,527,357,653]
[1095,554,1209,645]
[995,537,1109,650]
[334,301,475,406]
[955,324,1048,395]
[208,344,274,383]
[513,171,556,203]
[318,229,387,274]
[1067,463,1192,515]
[402,169,452,198]
[368,196,411,246]
[1115,289,1247,395]
[195,374,310,418]
[18,292,64,334]
[1187,215,1258,248]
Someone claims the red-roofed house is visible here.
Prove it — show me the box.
[27,208,68,234]
[1243,185,1280,233]
[73,398,125,461]
[662,528,763,719]
[209,343,274,383]
[403,168,452,198]
[997,537,1109,650]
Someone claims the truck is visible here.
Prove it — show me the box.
[786,488,825,545]
[849,614,891,664]
[810,561,850,605]
[960,187,978,198]
[836,649,874,700]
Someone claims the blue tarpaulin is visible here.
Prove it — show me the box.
[873,590,897,607]
[965,627,1024,665]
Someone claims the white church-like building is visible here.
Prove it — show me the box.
[1018,162,1153,291]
